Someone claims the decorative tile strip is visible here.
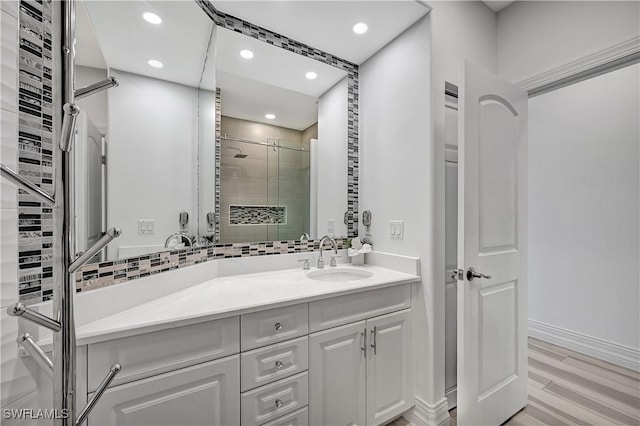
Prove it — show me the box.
[75,238,347,292]
[17,0,55,305]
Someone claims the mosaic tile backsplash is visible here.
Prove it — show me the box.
[75,238,346,292]
[17,0,55,305]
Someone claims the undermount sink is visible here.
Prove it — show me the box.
[307,268,373,282]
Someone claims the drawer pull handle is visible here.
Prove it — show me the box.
[275,398,284,409]
[371,326,378,355]
[274,322,284,331]
[275,360,284,369]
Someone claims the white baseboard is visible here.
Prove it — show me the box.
[528,319,640,372]
[405,397,450,426]
[445,387,457,410]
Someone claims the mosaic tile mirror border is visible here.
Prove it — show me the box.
[71,1,360,295]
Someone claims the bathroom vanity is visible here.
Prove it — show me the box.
[63,264,419,426]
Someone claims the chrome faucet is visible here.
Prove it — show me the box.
[299,232,310,241]
[164,232,193,249]
[317,235,338,268]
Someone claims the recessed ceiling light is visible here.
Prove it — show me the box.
[142,11,162,25]
[265,113,276,120]
[352,22,368,34]
[305,71,318,80]
[240,49,254,59]
[147,59,163,69]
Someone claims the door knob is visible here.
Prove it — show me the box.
[466,267,491,281]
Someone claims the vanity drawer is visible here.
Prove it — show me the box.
[241,371,309,426]
[88,316,239,392]
[241,336,308,392]
[309,284,411,332]
[262,406,308,426]
[241,303,308,351]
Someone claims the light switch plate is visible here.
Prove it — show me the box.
[389,220,404,240]
[137,219,155,234]
[327,219,335,234]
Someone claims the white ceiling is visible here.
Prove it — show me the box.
[77,0,430,131]
[81,1,212,88]
[482,1,515,12]
[212,1,431,65]
[214,27,347,130]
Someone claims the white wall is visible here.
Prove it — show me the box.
[76,65,108,132]
[198,89,217,239]
[316,77,348,238]
[107,70,198,259]
[528,64,640,351]
[497,1,640,83]
[360,13,435,415]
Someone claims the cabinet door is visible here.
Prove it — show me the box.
[309,321,366,426]
[88,355,239,426]
[366,309,412,426]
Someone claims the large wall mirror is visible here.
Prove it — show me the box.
[74,0,356,263]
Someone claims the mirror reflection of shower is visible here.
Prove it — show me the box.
[223,145,248,159]
[219,129,313,244]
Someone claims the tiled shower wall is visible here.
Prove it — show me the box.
[219,115,313,243]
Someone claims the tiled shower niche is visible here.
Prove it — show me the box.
[229,206,287,226]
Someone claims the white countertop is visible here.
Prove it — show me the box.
[69,264,419,346]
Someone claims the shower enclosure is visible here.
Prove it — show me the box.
[220,137,311,243]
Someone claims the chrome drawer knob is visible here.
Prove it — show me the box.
[275,360,284,369]
[274,322,283,331]
[275,398,284,408]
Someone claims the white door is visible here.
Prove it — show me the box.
[309,321,366,426]
[457,60,528,425]
[366,309,412,426]
[74,112,106,259]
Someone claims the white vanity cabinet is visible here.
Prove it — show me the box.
[308,321,367,426]
[308,309,412,426]
[83,283,413,426]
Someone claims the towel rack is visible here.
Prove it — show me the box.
[1,1,122,424]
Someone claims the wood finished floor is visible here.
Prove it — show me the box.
[388,337,640,426]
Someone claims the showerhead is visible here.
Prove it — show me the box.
[224,146,248,159]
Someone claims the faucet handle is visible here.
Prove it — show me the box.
[298,258,311,270]
[329,256,339,267]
